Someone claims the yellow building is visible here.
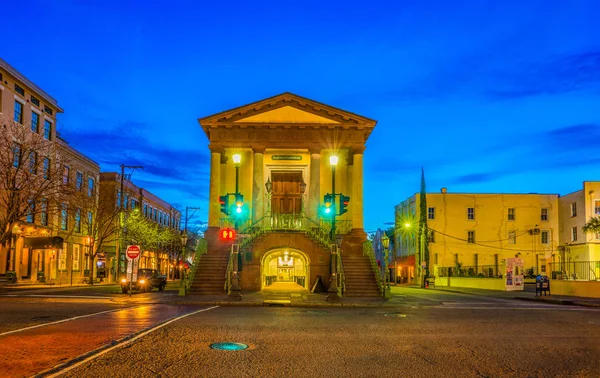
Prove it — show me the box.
[0,57,65,283]
[395,189,560,284]
[557,181,600,280]
[194,93,380,298]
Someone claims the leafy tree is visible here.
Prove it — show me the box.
[583,216,600,237]
[0,117,73,246]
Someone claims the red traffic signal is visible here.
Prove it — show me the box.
[219,228,236,241]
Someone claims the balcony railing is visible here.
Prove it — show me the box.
[549,261,600,281]
[436,265,504,278]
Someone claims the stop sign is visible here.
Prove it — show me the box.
[126,245,141,259]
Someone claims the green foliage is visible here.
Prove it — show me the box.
[583,216,600,234]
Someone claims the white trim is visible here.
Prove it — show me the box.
[31,105,41,115]
[44,114,54,122]
[0,84,4,90]
[13,93,25,103]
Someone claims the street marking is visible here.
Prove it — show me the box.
[44,305,219,378]
[434,306,599,311]
[1,294,113,299]
[0,307,127,337]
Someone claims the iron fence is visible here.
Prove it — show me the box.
[549,261,600,281]
[436,265,504,278]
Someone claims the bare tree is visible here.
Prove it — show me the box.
[0,117,73,246]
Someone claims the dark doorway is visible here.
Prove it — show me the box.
[271,171,303,214]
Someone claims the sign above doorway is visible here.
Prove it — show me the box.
[272,155,302,161]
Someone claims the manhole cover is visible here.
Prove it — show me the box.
[384,313,407,318]
[210,342,249,351]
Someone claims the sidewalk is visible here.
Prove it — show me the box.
[431,285,600,308]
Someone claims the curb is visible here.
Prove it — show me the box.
[513,296,600,308]
[172,300,398,308]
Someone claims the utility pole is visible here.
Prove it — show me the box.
[117,164,143,281]
[185,206,202,232]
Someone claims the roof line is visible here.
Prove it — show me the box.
[0,57,64,113]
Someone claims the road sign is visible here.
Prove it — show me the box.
[126,245,141,260]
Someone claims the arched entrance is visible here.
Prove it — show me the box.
[260,248,310,291]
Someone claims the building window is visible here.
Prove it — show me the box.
[61,204,68,230]
[12,142,21,168]
[63,165,70,185]
[508,208,515,221]
[87,177,95,197]
[467,207,475,220]
[28,151,37,174]
[571,227,577,242]
[427,207,435,220]
[595,200,600,215]
[427,230,435,243]
[467,230,475,243]
[26,199,35,223]
[508,230,516,244]
[14,100,23,123]
[76,172,83,191]
[31,96,40,107]
[154,209,157,221]
[143,204,148,216]
[44,105,53,115]
[40,198,48,226]
[43,158,50,180]
[88,211,93,234]
[570,203,577,217]
[43,120,52,140]
[0,89,3,112]
[14,84,25,96]
[75,209,81,233]
[541,208,548,221]
[541,231,549,244]
[31,111,39,133]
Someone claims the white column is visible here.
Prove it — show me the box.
[309,151,321,220]
[252,149,265,222]
[208,150,221,227]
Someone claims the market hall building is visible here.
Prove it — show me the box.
[191,93,381,298]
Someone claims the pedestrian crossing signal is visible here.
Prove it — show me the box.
[220,228,236,241]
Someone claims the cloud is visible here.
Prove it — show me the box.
[486,50,600,100]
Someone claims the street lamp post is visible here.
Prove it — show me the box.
[381,234,391,299]
[229,153,243,301]
[178,231,188,296]
[329,155,338,239]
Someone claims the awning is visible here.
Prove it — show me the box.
[23,236,64,249]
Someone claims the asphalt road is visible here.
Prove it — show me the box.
[0,287,598,378]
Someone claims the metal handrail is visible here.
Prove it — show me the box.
[185,238,207,294]
[236,214,335,248]
[362,240,383,296]
[224,247,234,294]
[337,249,345,295]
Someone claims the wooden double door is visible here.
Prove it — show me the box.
[271,171,303,214]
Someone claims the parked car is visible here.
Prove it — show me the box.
[121,268,167,294]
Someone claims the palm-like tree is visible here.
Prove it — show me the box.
[582,216,600,236]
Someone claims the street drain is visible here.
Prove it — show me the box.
[210,342,249,351]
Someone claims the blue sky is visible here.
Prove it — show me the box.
[3,0,599,232]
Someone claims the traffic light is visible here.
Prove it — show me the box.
[235,194,244,214]
[339,194,350,215]
[323,194,333,215]
[219,228,236,241]
[219,195,229,215]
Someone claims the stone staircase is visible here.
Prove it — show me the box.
[188,251,230,295]
[341,254,381,297]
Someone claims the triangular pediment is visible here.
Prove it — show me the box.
[233,105,340,124]
[198,92,377,129]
